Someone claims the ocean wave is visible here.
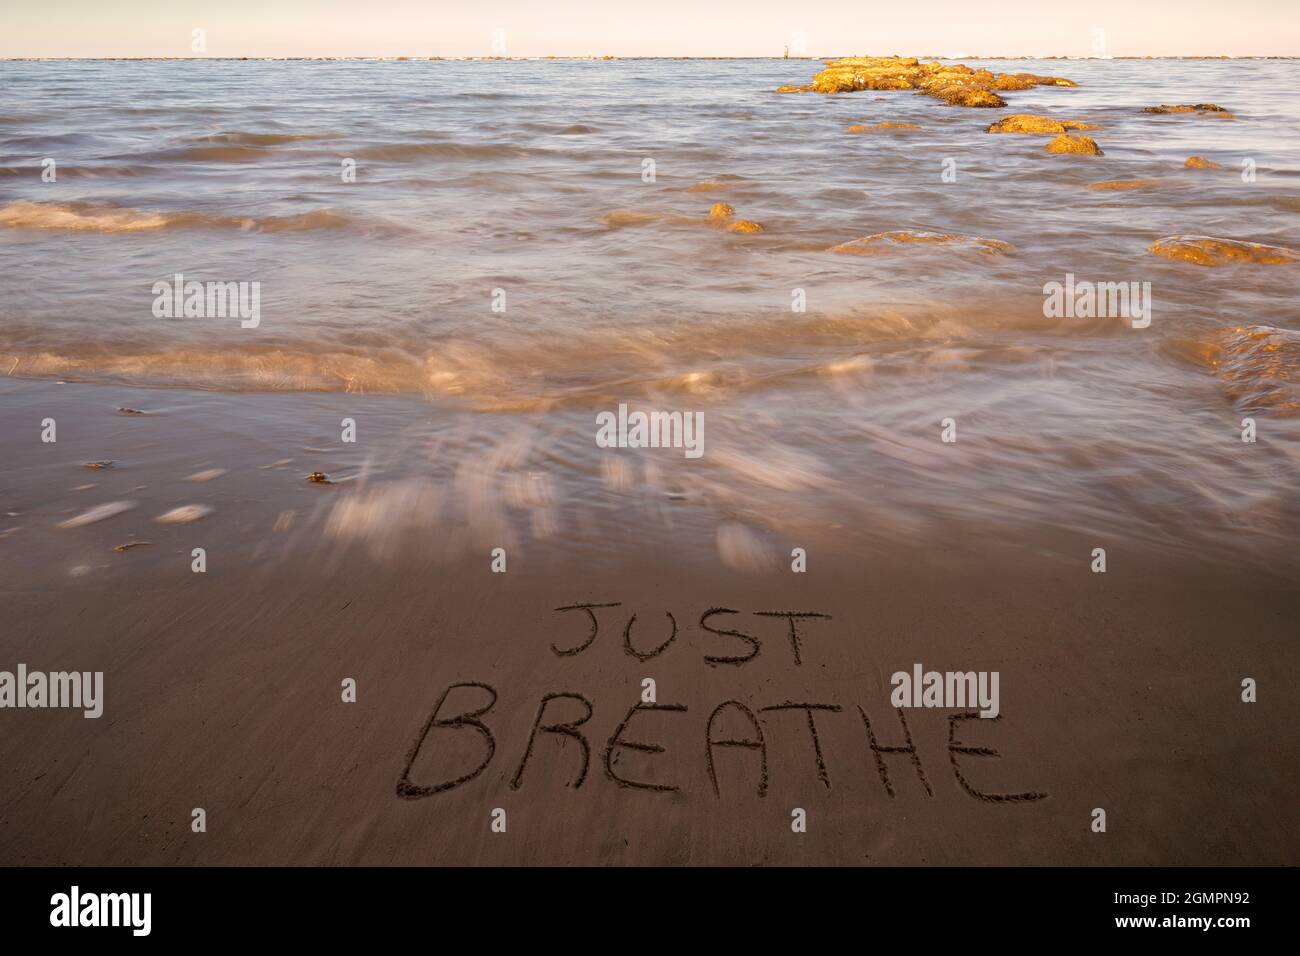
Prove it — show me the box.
[353,141,548,160]
[193,131,341,146]
[0,164,157,179]
[148,145,295,162]
[0,303,1070,402]
[0,200,383,234]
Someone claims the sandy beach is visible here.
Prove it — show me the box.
[1,378,1295,866]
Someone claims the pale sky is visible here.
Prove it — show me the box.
[3,0,1297,58]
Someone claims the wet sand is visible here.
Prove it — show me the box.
[1,379,1296,865]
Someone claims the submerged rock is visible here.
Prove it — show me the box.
[703,202,762,232]
[847,121,920,132]
[1185,156,1227,170]
[1208,326,1300,415]
[686,179,738,193]
[804,56,1073,107]
[988,114,1068,133]
[992,72,1079,91]
[986,113,1097,134]
[1143,103,1231,115]
[1148,236,1298,266]
[1087,179,1167,190]
[599,210,660,227]
[1046,133,1103,155]
[931,87,1005,108]
[829,230,1013,256]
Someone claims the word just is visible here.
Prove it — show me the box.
[548,602,831,666]
[151,273,261,328]
[1042,273,1151,328]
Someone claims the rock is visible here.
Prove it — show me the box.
[993,72,1079,90]
[1143,103,1230,115]
[775,85,814,93]
[829,231,1013,256]
[1148,236,1298,266]
[704,203,760,232]
[931,87,1005,108]
[986,114,1098,134]
[811,57,922,94]
[1207,326,1300,415]
[306,471,333,483]
[1046,133,1103,155]
[1185,156,1226,170]
[1087,179,1166,190]
[987,114,1069,133]
[806,56,1072,107]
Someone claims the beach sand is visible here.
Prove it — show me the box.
[1,379,1295,865]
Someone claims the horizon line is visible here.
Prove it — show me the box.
[4,54,1298,62]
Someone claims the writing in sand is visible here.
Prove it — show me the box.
[396,602,1048,804]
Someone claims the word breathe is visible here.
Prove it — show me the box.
[151,273,261,328]
[1042,273,1151,328]
[0,664,102,718]
[396,682,1044,803]
[50,886,151,936]
[891,664,1000,718]
[596,403,704,459]
[394,603,1046,804]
